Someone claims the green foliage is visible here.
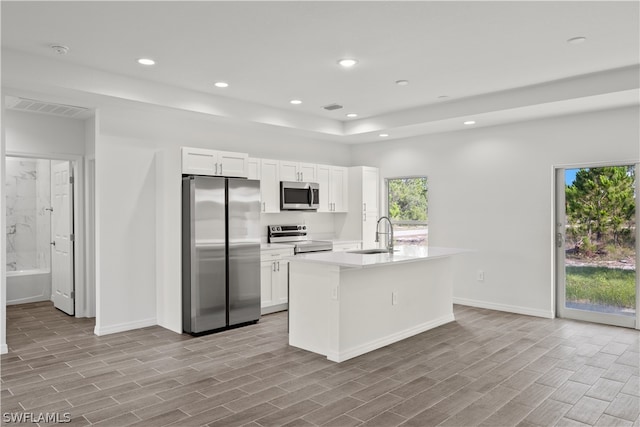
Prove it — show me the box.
[565,166,636,248]
[388,177,428,222]
[566,266,636,308]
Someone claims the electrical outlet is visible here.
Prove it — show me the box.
[392,291,398,305]
[477,270,484,281]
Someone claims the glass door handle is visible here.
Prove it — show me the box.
[556,232,564,248]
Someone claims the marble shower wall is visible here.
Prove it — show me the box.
[5,157,51,272]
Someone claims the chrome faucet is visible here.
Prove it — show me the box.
[375,216,394,251]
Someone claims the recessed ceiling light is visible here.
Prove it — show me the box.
[290,99,302,105]
[395,80,409,86]
[379,133,389,137]
[346,113,358,118]
[214,82,229,88]
[338,58,358,68]
[567,36,587,44]
[137,58,156,66]
[464,120,476,125]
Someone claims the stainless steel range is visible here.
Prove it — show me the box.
[268,224,333,254]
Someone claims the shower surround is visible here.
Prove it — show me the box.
[5,157,51,272]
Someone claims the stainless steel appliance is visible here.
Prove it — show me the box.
[268,224,333,254]
[280,181,320,210]
[182,176,261,335]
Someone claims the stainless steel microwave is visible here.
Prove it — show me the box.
[280,181,319,210]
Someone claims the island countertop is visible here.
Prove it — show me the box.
[287,245,468,268]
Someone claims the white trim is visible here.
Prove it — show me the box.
[0,344,7,355]
[453,297,554,319]
[94,318,157,336]
[326,313,455,363]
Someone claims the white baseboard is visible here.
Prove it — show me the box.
[94,317,157,336]
[327,313,456,362]
[6,295,50,306]
[0,343,8,354]
[261,303,288,315]
[453,297,554,319]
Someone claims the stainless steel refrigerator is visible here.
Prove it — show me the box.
[182,176,261,335]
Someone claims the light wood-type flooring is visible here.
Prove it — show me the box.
[2,302,639,426]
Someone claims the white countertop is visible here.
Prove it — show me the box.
[287,246,468,269]
[261,243,295,251]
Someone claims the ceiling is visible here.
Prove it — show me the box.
[2,1,639,143]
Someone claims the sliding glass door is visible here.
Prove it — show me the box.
[556,164,639,328]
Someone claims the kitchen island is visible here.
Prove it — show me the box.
[288,246,466,362]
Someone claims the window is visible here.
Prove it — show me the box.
[386,177,428,246]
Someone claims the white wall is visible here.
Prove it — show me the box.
[94,134,158,334]
[351,107,640,318]
[96,104,352,334]
[5,110,85,156]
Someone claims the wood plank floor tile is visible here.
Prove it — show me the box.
[3,302,639,427]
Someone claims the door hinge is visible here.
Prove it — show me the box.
[70,234,75,241]
[71,291,75,299]
[69,176,74,184]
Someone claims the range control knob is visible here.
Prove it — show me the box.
[302,225,306,230]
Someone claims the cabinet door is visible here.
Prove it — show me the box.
[316,165,331,212]
[362,167,379,212]
[362,211,379,249]
[218,151,248,177]
[279,161,299,182]
[274,260,289,304]
[181,147,217,176]
[299,163,317,182]
[331,167,348,212]
[260,261,274,308]
[260,159,280,213]
[247,157,261,180]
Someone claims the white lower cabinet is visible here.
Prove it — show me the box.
[261,247,293,314]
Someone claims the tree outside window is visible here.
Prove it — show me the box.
[387,177,428,246]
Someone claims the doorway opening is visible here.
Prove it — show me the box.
[555,163,639,328]
[5,156,76,316]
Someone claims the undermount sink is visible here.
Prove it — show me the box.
[347,248,395,254]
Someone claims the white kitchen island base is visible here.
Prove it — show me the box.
[289,248,459,362]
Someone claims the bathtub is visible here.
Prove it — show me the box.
[6,269,52,305]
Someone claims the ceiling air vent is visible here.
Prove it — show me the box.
[323,103,343,111]
[5,96,90,119]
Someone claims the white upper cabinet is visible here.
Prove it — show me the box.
[330,166,348,212]
[280,161,317,182]
[247,157,261,180]
[317,164,348,212]
[362,166,379,212]
[346,166,380,249]
[181,147,248,177]
[260,159,280,213]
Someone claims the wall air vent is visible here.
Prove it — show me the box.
[5,96,90,119]
[323,103,343,111]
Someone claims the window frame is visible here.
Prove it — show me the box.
[384,176,429,247]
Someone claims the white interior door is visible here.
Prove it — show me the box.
[51,161,74,315]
